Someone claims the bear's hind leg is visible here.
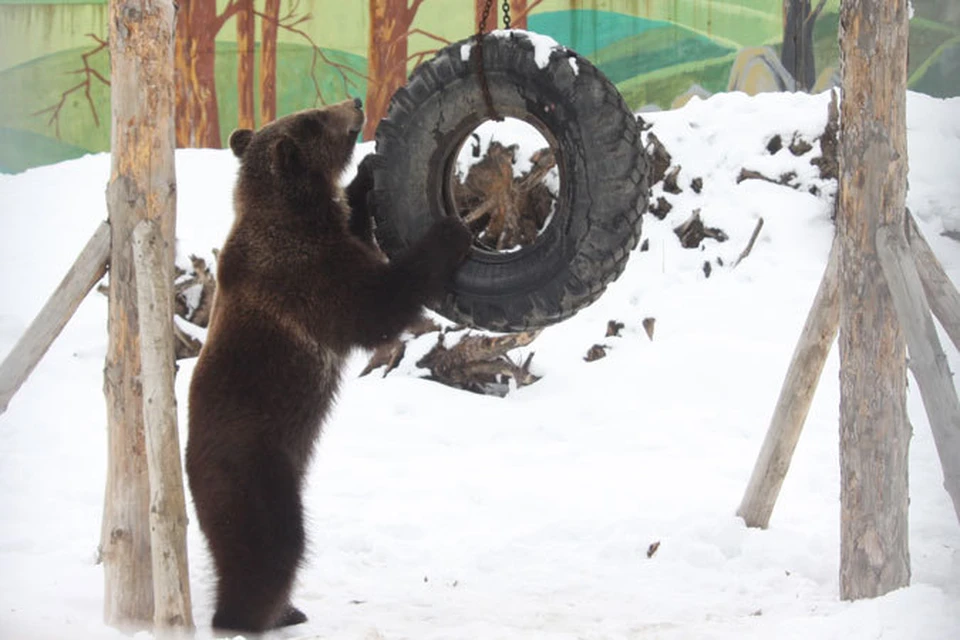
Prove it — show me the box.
[208,448,307,632]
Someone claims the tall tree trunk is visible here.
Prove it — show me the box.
[837,0,911,601]
[174,0,223,147]
[260,0,281,125]
[236,0,255,130]
[365,0,418,141]
[102,0,178,627]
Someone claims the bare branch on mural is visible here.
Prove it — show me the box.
[405,28,453,67]
[254,7,367,106]
[510,0,547,27]
[808,0,828,26]
[32,34,109,139]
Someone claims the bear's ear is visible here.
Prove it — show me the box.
[228,129,254,158]
[270,135,302,176]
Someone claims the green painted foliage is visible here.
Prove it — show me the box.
[0,40,366,172]
[616,54,736,109]
[0,127,90,173]
[589,23,734,86]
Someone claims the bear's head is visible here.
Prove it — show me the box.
[228,98,365,211]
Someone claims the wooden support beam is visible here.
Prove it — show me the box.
[836,0,911,601]
[101,0,178,626]
[0,221,110,416]
[877,224,960,525]
[906,212,960,353]
[132,220,194,629]
[737,239,840,528]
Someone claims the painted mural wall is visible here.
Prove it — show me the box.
[0,0,957,173]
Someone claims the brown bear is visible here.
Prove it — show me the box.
[186,98,472,632]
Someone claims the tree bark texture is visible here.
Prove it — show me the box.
[837,0,911,601]
[236,0,256,130]
[365,0,420,140]
[132,220,194,630]
[260,0,281,125]
[102,0,178,627]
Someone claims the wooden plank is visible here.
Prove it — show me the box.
[0,221,110,416]
[906,212,960,353]
[737,239,840,529]
[132,219,194,630]
[877,224,960,526]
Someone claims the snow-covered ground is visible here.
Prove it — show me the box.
[1,90,959,639]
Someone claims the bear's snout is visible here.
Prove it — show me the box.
[353,97,363,110]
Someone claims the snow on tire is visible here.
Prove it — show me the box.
[369,31,650,332]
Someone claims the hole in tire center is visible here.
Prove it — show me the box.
[450,117,560,254]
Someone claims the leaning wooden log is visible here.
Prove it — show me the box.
[132,219,194,629]
[876,224,960,526]
[0,221,111,416]
[905,212,960,353]
[737,239,840,528]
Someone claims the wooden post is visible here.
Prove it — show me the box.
[101,0,178,627]
[876,225,960,525]
[737,239,840,528]
[132,220,194,629]
[906,213,960,353]
[836,0,911,600]
[0,222,110,416]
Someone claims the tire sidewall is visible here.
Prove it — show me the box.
[374,32,646,331]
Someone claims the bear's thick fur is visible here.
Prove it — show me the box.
[186,98,472,632]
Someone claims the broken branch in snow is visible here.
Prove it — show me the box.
[360,316,441,378]
[674,209,729,248]
[734,217,766,267]
[416,330,540,396]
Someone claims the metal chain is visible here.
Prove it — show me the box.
[474,0,502,121]
[502,1,511,30]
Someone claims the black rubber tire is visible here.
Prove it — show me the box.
[370,31,649,332]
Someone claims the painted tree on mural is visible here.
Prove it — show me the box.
[476,0,497,32]
[260,0,281,124]
[474,0,550,32]
[31,35,109,138]
[175,0,237,148]
[781,0,827,91]
[509,0,547,30]
[175,0,366,147]
[237,0,256,130]
[365,0,450,140]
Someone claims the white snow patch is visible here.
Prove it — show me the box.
[492,28,565,70]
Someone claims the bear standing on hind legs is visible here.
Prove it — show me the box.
[186,98,473,633]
